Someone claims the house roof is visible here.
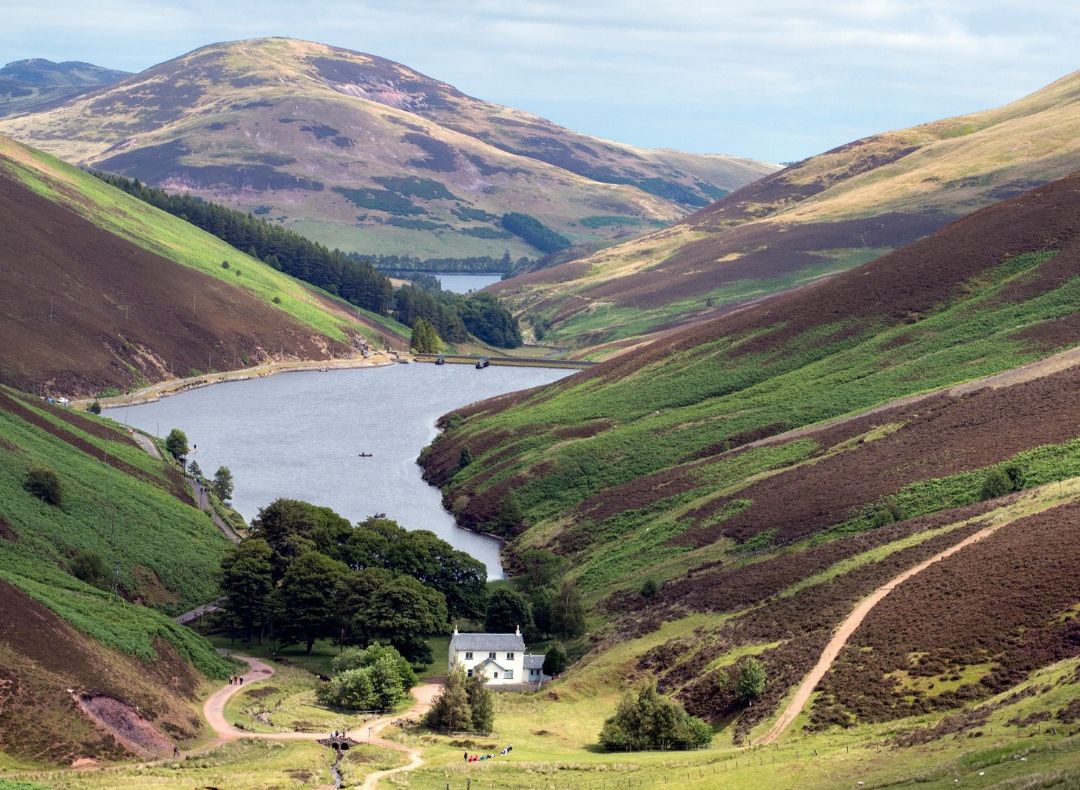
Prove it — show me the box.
[524,655,545,670]
[474,657,511,672]
[450,632,526,653]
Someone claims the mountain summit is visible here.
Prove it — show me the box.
[0,58,129,117]
[0,38,775,260]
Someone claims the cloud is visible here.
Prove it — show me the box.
[1,0,1077,160]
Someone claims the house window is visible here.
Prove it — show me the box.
[467,669,473,678]
[531,669,539,677]
[506,652,515,660]
[505,670,514,680]
[465,652,473,660]
[494,672,499,679]
[489,652,497,659]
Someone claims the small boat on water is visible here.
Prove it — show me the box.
[475,356,490,369]
[358,452,373,458]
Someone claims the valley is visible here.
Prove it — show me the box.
[0,15,1078,790]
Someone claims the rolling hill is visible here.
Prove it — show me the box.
[0,134,404,396]
[492,68,1080,354]
[418,173,1080,762]
[0,38,776,261]
[0,388,233,763]
[0,58,129,118]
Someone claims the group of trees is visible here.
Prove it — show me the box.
[410,318,442,353]
[94,171,527,349]
[396,284,522,350]
[93,172,396,314]
[218,499,486,659]
[500,212,571,254]
[165,428,233,501]
[365,251,530,274]
[599,684,712,751]
[315,643,417,711]
[483,548,586,650]
[424,664,495,733]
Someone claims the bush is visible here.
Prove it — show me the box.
[543,642,567,676]
[736,657,766,704]
[640,578,658,598]
[458,446,473,470]
[317,668,376,710]
[23,466,61,506]
[332,644,417,690]
[980,467,1014,500]
[600,684,712,751]
[88,400,102,415]
[69,549,109,588]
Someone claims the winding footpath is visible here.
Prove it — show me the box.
[203,656,438,786]
[756,515,1023,746]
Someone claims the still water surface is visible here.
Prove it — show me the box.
[108,364,572,578]
[433,272,502,293]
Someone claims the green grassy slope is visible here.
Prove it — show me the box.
[0,135,391,345]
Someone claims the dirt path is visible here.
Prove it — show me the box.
[202,656,438,786]
[130,431,161,460]
[756,516,1020,745]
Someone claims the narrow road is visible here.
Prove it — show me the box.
[203,656,438,786]
[756,516,1020,745]
[130,431,161,460]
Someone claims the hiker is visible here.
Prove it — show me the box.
[463,751,468,760]
[173,746,180,758]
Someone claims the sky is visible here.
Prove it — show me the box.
[1,0,1078,162]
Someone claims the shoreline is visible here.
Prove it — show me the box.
[82,353,397,409]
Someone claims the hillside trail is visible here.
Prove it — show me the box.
[756,515,1021,745]
[743,344,1080,453]
[202,655,438,786]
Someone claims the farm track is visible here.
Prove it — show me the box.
[754,481,1078,745]
[202,656,437,787]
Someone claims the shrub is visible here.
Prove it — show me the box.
[600,684,712,751]
[317,668,376,710]
[331,644,417,690]
[88,400,102,415]
[980,467,1013,500]
[458,446,473,470]
[736,657,766,704]
[69,549,109,588]
[640,578,659,598]
[24,466,61,506]
[543,643,567,676]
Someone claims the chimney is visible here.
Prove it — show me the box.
[515,624,520,636]
[453,624,459,635]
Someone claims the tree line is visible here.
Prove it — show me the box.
[218,499,487,661]
[92,171,396,315]
[398,284,522,349]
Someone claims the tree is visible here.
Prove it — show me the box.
[212,466,234,502]
[165,428,189,462]
[736,658,766,705]
[88,400,102,415]
[187,460,203,479]
[542,643,567,677]
[465,673,495,733]
[317,668,376,710]
[276,551,349,653]
[549,581,586,639]
[370,655,407,710]
[23,467,61,506]
[458,446,473,470]
[69,549,109,588]
[354,575,448,663]
[250,498,352,581]
[512,548,567,593]
[220,539,275,643]
[410,318,442,353]
[424,665,475,732]
[485,588,532,634]
[599,684,712,752]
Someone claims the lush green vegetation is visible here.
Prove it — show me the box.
[424,664,495,733]
[315,644,417,711]
[600,684,713,751]
[501,211,572,253]
[396,283,523,348]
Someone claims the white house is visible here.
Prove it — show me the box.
[448,626,548,687]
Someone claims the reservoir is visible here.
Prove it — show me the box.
[433,272,502,293]
[108,364,572,578]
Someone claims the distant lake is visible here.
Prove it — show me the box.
[107,364,573,578]
[434,272,503,293]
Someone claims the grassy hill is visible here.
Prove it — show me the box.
[0,387,233,764]
[416,173,1080,774]
[493,68,1080,354]
[0,135,405,396]
[0,58,129,118]
[0,38,775,260]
